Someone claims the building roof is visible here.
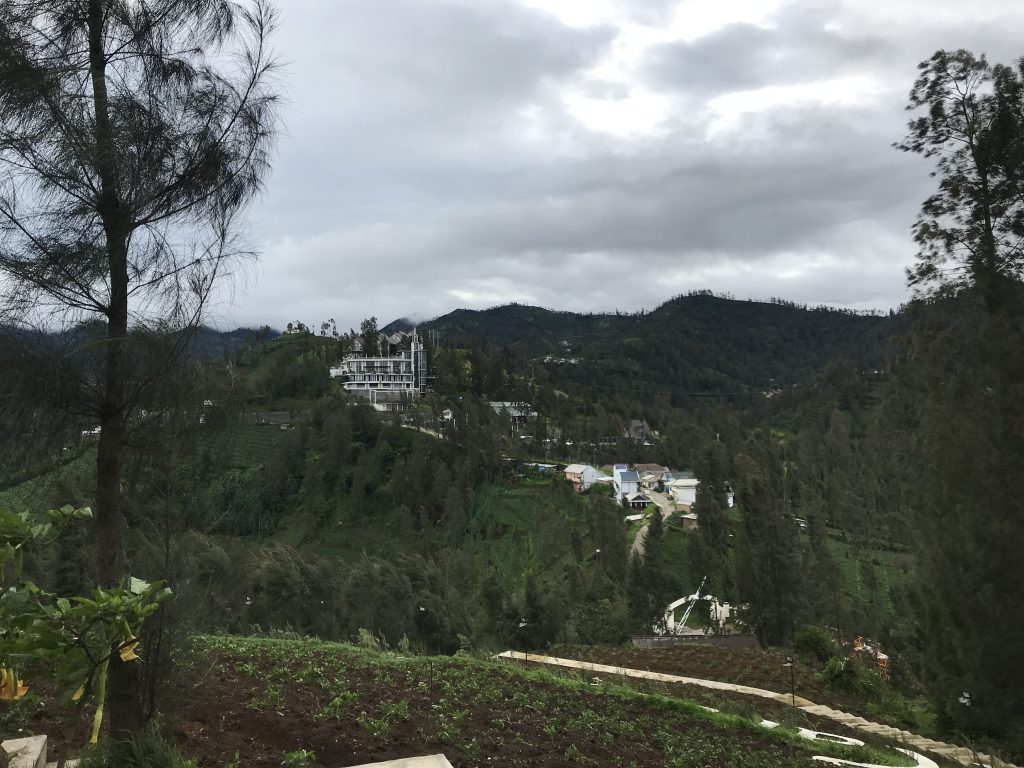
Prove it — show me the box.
[619,470,640,482]
[635,463,667,474]
[669,478,700,488]
[626,492,652,503]
[564,464,590,474]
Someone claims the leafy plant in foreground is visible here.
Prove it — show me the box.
[281,749,316,768]
[0,505,171,743]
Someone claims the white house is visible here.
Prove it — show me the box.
[668,478,700,506]
[668,477,735,508]
[564,464,604,492]
[613,465,640,500]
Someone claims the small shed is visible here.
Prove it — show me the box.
[679,512,699,531]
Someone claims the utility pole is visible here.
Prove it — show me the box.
[784,655,795,707]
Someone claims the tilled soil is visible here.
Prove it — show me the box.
[161,638,815,768]
[164,638,820,768]
[22,637,918,768]
[503,658,920,762]
[549,644,862,712]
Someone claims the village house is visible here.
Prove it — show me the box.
[668,477,700,506]
[624,491,654,510]
[564,464,604,492]
[636,463,673,491]
[613,464,640,500]
[667,477,736,508]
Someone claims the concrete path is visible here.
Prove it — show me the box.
[497,651,1019,768]
[343,755,453,768]
[631,490,676,557]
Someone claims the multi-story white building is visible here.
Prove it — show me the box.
[613,464,640,500]
[330,330,427,410]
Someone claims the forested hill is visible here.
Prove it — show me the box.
[423,293,905,393]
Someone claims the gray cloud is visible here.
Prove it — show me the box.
[644,7,889,97]
[218,0,1024,331]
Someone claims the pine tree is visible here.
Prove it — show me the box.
[692,442,733,598]
[0,0,280,735]
[734,445,807,646]
[886,308,1024,743]
[892,49,1024,746]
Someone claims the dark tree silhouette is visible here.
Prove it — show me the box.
[0,0,280,735]
[896,49,1024,312]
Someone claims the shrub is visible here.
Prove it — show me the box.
[822,656,882,698]
[792,625,838,664]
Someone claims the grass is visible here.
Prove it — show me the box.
[821,535,916,619]
[0,449,95,513]
[294,474,590,589]
[197,423,281,468]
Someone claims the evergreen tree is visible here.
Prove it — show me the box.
[885,308,1024,744]
[896,50,1024,313]
[805,501,844,628]
[691,442,733,598]
[734,446,807,646]
[0,0,280,734]
[892,49,1024,746]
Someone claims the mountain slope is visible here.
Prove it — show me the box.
[424,294,904,394]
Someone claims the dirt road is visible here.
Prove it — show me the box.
[631,489,677,557]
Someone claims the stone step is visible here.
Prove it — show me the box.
[1,735,47,768]
[343,756,453,768]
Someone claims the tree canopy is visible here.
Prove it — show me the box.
[896,50,1024,311]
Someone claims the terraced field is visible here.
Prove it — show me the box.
[28,636,922,768]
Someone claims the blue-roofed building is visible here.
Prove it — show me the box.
[613,466,640,500]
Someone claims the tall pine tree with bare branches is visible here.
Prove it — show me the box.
[0,0,280,734]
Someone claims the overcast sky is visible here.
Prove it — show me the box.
[218,0,1024,331]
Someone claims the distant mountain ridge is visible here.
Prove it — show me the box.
[380,317,416,335]
[421,293,904,393]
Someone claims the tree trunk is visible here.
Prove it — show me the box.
[88,0,141,737]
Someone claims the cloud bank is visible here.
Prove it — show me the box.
[217,0,1024,330]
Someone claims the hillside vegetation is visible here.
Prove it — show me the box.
[425,293,902,394]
